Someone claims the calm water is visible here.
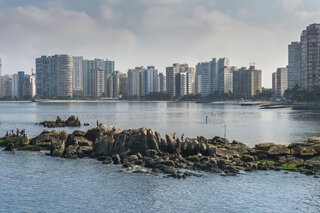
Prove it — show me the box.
[1,102,320,146]
[1,102,320,212]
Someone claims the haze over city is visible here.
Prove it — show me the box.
[0,0,320,87]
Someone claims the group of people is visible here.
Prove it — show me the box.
[5,128,27,137]
[172,133,185,142]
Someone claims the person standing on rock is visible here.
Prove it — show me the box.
[181,134,184,142]
[173,133,176,140]
[96,120,99,127]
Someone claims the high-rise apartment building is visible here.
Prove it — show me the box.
[91,69,107,98]
[197,58,234,96]
[128,68,142,97]
[12,74,19,98]
[217,58,233,93]
[23,74,36,98]
[113,71,120,98]
[18,71,25,98]
[276,67,288,97]
[119,73,128,98]
[0,75,12,98]
[144,66,159,95]
[0,57,2,76]
[175,72,192,97]
[82,58,115,98]
[73,56,83,92]
[166,63,194,97]
[272,72,277,96]
[158,73,166,93]
[288,42,301,89]
[233,66,262,98]
[56,55,73,98]
[300,23,320,89]
[36,55,73,98]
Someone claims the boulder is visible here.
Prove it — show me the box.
[211,136,229,145]
[102,157,113,164]
[126,128,148,155]
[146,129,161,151]
[3,143,14,151]
[64,145,78,159]
[166,134,176,153]
[307,137,320,143]
[92,135,115,156]
[255,143,276,151]
[267,145,290,155]
[291,146,317,157]
[65,115,81,127]
[45,131,69,157]
[113,154,121,164]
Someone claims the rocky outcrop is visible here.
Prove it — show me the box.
[4,124,320,179]
[39,115,81,128]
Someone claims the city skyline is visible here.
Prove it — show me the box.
[0,0,319,87]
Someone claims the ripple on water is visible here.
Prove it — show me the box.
[0,151,320,213]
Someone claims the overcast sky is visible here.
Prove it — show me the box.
[0,0,319,87]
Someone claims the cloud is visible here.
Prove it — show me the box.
[0,0,319,87]
[0,5,136,72]
[278,0,304,11]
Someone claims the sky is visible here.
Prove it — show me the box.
[0,0,319,87]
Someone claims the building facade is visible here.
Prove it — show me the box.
[300,23,320,89]
[73,56,83,92]
[233,66,262,98]
[276,67,288,98]
[288,42,301,89]
[36,55,73,98]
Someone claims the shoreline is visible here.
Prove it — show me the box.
[1,123,320,179]
[0,99,319,110]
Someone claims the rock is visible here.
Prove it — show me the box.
[267,145,290,155]
[166,134,176,153]
[124,155,139,163]
[64,145,78,159]
[40,115,81,128]
[4,143,14,151]
[305,156,320,165]
[102,157,113,164]
[255,143,276,151]
[145,149,158,157]
[242,155,255,162]
[211,136,229,145]
[291,146,317,157]
[307,137,320,143]
[93,135,115,156]
[113,154,121,164]
[159,165,176,175]
[46,131,68,157]
[65,115,81,127]
[18,145,41,151]
[216,148,236,158]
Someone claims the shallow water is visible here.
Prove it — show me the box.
[1,102,320,212]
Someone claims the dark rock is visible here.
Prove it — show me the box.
[4,143,14,151]
[40,115,81,128]
[242,155,255,162]
[113,154,121,164]
[102,157,113,164]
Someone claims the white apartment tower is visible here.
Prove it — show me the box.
[276,67,288,98]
